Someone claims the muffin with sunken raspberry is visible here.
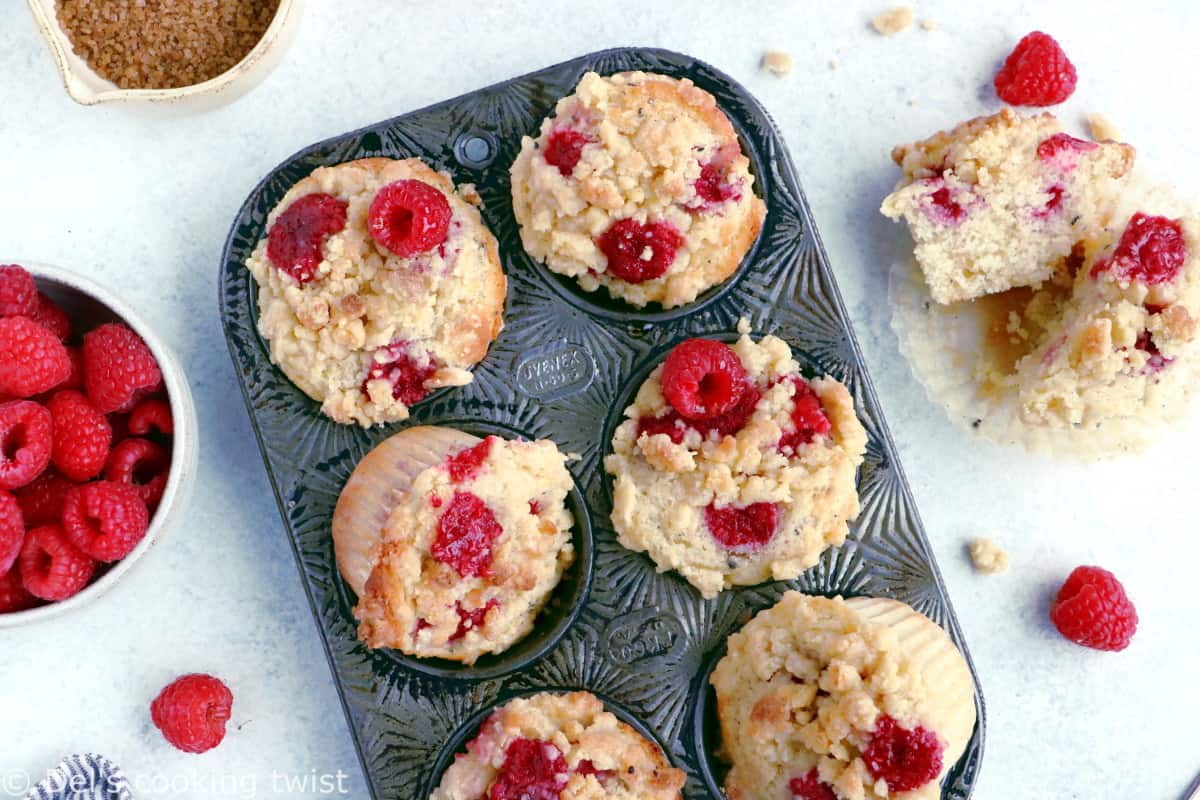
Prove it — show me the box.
[603,325,867,598]
[333,426,574,664]
[429,691,685,800]
[510,71,765,309]
[881,108,1133,304]
[245,157,506,427]
[711,592,977,800]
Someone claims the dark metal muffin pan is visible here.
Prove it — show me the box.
[219,47,984,800]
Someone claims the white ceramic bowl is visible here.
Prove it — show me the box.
[25,0,302,110]
[0,262,198,627]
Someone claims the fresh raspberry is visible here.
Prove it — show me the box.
[431,491,503,577]
[778,378,832,453]
[637,383,763,444]
[693,161,742,207]
[543,128,591,177]
[0,316,71,398]
[862,715,943,792]
[1049,565,1138,651]
[488,738,568,800]
[47,390,113,482]
[705,502,779,552]
[104,438,170,511]
[363,341,436,406]
[994,31,1077,106]
[0,400,53,491]
[0,490,24,575]
[1036,133,1099,172]
[14,469,72,527]
[445,436,495,483]
[266,192,348,284]
[0,265,37,317]
[1091,213,1187,285]
[18,524,94,601]
[1135,331,1171,375]
[368,179,452,258]
[596,218,685,284]
[662,339,750,420]
[58,348,85,392]
[920,180,968,225]
[128,397,174,436]
[451,598,499,641]
[62,481,149,563]
[29,293,72,341]
[0,565,38,613]
[150,673,234,754]
[83,323,163,413]
[789,770,836,800]
[637,412,689,444]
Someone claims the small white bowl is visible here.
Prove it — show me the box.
[25,0,303,110]
[0,262,198,628]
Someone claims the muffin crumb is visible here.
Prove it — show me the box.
[829,57,841,71]
[921,18,937,31]
[967,538,1009,574]
[1088,113,1121,142]
[872,6,915,36]
[761,50,794,76]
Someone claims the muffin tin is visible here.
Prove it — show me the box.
[219,47,984,800]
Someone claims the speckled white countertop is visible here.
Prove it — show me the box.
[1,1,1198,798]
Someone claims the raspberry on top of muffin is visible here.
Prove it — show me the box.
[246,157,506,427]
[510,71,765,309]
[604,322,866,598]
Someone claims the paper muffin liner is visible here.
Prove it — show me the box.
[331,425,479,597]
[888,170,1200,460]
[843,596,977,778]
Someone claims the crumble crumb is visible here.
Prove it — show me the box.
[829,57,840,70]
[1088,113,1120,142]
[872,6,915,36]
[967,538,1009,575]
[921,18,937,31]
[761,50,793,75]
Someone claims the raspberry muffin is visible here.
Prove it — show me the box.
[711,592,977,800]
[332,427,574,664]
[510,71,765,309]
[603,326,867,598]
[429,691,685,800]
[246,157,506,427]
[881,109,1133,304]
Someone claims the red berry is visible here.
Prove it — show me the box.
[450,598,499,641]
[362,341,436,406]
[58,348,85,392]
[128,397,174,436]
[0,490,24,575]
[368,179,452,258]
[83,323,163,414]
[778,378,832,453]
[47,390,113,482]
[1090,213,1187,285]
[18,523,94,601]
[705,502,779,552]
[266,192,348,284]
[488,738,568,800]
[575,760,614,782]
[693,161,741,207]
[789,770,836,800]
[862,715,944,792]
[637,384,763,445]
[920,180,968,225]
[0,316,71,398]
[994,31,1077,106]
[0,265,37,317]
[0,565,38,613]
[596,218,685,284]
[14,469,71,527]
[150,673,234,754]
[104,438,170,511]
[62,481,150,563]
[28,293,72,341]
[445,436,495,483]
[637,412,689,444]
[661,339,750,420]
[1049,565,1138,651]
[543,128,591,177]
[0,400,53,491]
[430,491,503,577]
[1036,133,1099,172]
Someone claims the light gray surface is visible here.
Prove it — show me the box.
[1,2,1196,798]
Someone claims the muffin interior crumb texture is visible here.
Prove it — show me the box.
[967,537,1009,574]
[761,50,793,75]
[872,6,915,36]
[56,0,281,90]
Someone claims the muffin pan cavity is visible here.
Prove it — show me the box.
[220,47,984,800]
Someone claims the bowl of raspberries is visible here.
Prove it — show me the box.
[0,262,197,625]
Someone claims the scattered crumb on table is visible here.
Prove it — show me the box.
[1088,113,1120,142]
[761,50,793,76]
[872,6,915,36]
[829,56,840,70]
[968,538,1010,575]
[921,18,937,31]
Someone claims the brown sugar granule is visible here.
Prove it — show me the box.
[56,0,281,90]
